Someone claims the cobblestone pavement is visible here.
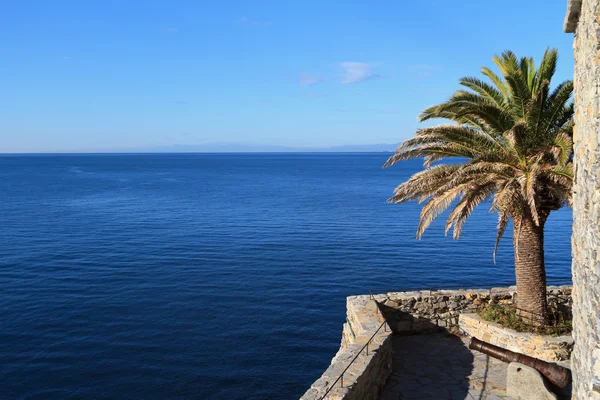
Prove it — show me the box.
[379,333,512,400]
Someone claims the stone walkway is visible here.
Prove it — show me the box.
[379,333,512,400]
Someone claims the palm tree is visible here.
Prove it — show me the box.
[384,49,573,323]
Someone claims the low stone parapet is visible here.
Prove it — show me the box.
[459,313,574,362]
[376,285,571,334]
[300,295,392,400]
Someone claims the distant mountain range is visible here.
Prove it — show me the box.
[66,143,400,154]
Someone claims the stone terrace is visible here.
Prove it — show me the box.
[379,332,572,400]
[379,333,512,400]
[302,287,572,400]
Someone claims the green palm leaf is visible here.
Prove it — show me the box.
[384,48,573,255]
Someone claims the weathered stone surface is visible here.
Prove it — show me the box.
[378,286,572,336]
[459,313,574,362]
[506,362,557,400]
[564,0,583,32]
[379,333,517,400]
[564,0,600,398]
[300,296,393,400]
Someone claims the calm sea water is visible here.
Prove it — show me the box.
[0,154,572,399]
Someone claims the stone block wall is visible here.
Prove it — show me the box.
[565,0,600,398]
[374,286,571,334]
[459,313,573,362]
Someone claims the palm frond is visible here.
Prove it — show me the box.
[459,77,507,107]
[386,48,573,255]
[446,182,497,239]
[481,66,510,103]
[416,185,465,238]
[388,165,461,203]
[493,211,510,263]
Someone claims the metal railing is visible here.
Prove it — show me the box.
[319,318,388,400]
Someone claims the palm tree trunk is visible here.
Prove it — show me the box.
[513,215,548,325]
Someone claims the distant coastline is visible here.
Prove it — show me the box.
[0,143,399,155]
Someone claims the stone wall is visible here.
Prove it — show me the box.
[564,0,600,398]
[301,286,572,399]
[375,286,572,334]
[300,296,393,400]
[459,313,573,362]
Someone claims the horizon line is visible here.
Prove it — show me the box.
[0,150,397,156]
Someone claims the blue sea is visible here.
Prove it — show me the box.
[0,154,572,399]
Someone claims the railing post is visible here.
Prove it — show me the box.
[340,373,344,388]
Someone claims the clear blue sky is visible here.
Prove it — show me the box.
[1,0,575,152]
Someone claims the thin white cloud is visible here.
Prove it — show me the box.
[298,73,323,86]
[339,62,381,84]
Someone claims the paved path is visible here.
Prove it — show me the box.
[379,333,512,400]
